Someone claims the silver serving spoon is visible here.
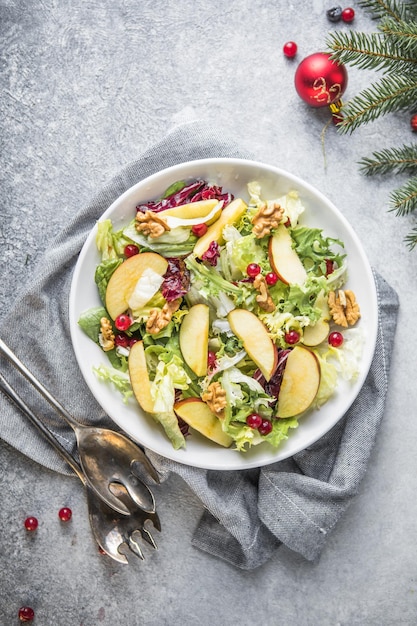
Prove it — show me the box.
[0,338,159,516]
[0,372,161,564]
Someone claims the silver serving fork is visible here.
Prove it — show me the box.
[0,372,161,564]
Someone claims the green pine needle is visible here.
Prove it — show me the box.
[327,30,417,73]
[337,74,417,132]
[360,144,417,175]
[357,0,413,21]
[389,176,417,216]
[404,225,417,249]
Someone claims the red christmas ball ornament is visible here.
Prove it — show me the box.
[294,52,348,109]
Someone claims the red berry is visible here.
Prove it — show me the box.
[58,507,72,522]
[115,314,132,331]
[207,350,217,370]
[129,337,139,347]
[192,223,208,237]
[325,259,335,276]
[246,263,261,278]
[246,413,263,429]
[341,7,355,22]
[124,244,139,258]
[411,114,417,132]
[265,272,278,286]
[18,607,35,622]
[114,333,129,348]
[285,330,300,345]
[328,331,344,347]
[258,419,273,436]
[283,41,297,58]
[24,516,38,531]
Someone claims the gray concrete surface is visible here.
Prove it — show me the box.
[1,1,416,624]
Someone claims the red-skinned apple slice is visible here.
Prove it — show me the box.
[179,303,209,377]
[302,290,330,346]
[275,345,320,418]
[268,225,307,285]
[128,340,155,414]
[105,252,168,320]
[174,398,233,447]
[227,308,277,381]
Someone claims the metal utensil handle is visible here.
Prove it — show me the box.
[0,371,85,482]
[0,338,80,430]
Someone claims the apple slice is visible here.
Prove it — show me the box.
[228,308,277,381]
[105,252,168,320]
[179,303,209,377]
[275,346,320,418]
[268,225,307,285]
[160,199,220,220]
[174,398,233,447]
[302,290,330,346]
[128,340,155,413]
[193,198,248,258]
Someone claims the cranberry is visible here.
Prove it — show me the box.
[115,314,132,331]
[129,337,139,347]
[258,419,273,436]
[328,331,344,347]
[58,507,72,522]
[246,263,261,278]
[325,259,335,276]
[246,413,263,429]
[207,350,217,370]
[283,41,297,58]
[24,516,38,531]
[341,7,355,22]
[265,272,278,286]
[124,244,139,258]
[18,606,35,622]
[192,223,208,237]
[285,330,300,345]
[114,333,129,348]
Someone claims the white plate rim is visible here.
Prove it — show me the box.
[69,157,378,470]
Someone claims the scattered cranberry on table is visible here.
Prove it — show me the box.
[18,606,35,622]
[341,7,355,22]
[24,516,38,531]
[58,506,72,522]
[283,41,297,58]
[411,114,417,132]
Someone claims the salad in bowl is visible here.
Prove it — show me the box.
[70,158,377,470]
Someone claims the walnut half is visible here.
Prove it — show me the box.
[146,298,181,335]
[202,381,227,418]
[328,289,361,327]
[99,317,115,351]
[135,210,171,239]
[251,201,284,238]
[253,274,275,313]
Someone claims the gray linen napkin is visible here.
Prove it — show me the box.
[0,120,399,570]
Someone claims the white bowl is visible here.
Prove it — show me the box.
[69,158,378,470]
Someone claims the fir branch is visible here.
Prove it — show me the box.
[357,0,410,21]
[327,30,417,73]
[337,74,417,132]
[404,225,417,249]
[389,175,417,216]
[359,144,417,175]
[379,17,417,56]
